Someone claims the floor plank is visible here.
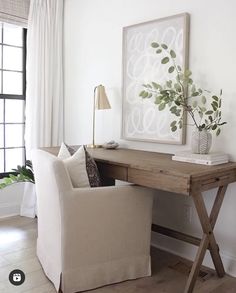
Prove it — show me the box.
[0,216,236,293]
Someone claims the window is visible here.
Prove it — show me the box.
[0,23,26,177]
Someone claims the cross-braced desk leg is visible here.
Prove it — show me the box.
[184,185,228,293]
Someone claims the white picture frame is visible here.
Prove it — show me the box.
[122,13,190,144]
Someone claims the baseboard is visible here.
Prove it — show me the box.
[151,235,236,278]
[0,203,20,219]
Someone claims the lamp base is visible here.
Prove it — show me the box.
[86,144,103,149]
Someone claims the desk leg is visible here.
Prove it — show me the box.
[184,185,227,293]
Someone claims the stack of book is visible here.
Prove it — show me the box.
[172,151,229,165]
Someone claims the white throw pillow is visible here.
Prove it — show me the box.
[58,144,90,188]
[58,142,71,160]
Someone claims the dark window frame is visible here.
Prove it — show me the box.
[0,26,27,179]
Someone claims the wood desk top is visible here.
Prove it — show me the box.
[44,147,236,195]
[88,148,236,179]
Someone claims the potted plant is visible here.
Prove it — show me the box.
[139,42,227,154]
[0,161,36,218]
[0,160,34,188]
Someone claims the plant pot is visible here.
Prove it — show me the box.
[191,128,212,154]
[20,182,37,218]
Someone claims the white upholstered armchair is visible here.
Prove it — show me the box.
[32,149,154,293]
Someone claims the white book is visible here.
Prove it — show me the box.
[173,151,229,162]
[172,156,229,166]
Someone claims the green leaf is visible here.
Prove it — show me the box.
[139,90,145,97]
[170,106,177,113]
[192,92,200,97]
[168,66,175,73]
[161,57,169,64]
[174,83,181,92]
[192,101,198,108]
[206,110,213,115]
[219,99,222,108]
[156,49,162,54]
[175,109,181,117]
[147,93,152,98]
[170,50,176,58]
[212,95,218,101]
[142,91,149,98]
[0,183,7,189]
[177,65,182,71]
[171,126,177,132]
[211,101,218,110]
[188,78,193,84]
[151,42,159,48]
[158,103,166,111]
[161,44,168,49]
[4,177,12,184]
[166,80,172,88]
[216,128,221,136]
[152,82,161,90]
[170,121,177,127]
[201,96,206,104]
[212,124,217,130]
[155,96,162,104]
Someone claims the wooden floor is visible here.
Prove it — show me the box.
[0,216,236,293]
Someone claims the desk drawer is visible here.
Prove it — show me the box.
[97,162,128,181]
[128,168,190,195]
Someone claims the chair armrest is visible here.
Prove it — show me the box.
[60,185,154,270]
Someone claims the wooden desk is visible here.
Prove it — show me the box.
[45,147,236,293]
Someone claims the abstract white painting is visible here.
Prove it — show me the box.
[122,13,190,144]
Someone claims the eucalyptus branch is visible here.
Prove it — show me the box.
[139,42,227,136]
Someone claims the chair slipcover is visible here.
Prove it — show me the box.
[32,149,154,293]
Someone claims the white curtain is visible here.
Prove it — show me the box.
[25,0,64,154]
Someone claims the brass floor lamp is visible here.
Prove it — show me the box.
[87,85,111,148]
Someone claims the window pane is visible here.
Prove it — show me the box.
[3,46,22,71]
[0,99,3,122]
[5,148,24,172]
[5,124,24,147]
[3,71,22,94]
[0,125,3,148]
[0,23,2,43]
[0,150,4,173]
[5,99,24,123]
[3,23,23,47]
[0,45,2,68]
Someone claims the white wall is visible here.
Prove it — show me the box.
[64,0,236,276]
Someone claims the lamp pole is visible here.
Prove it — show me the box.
[92,85,98,148]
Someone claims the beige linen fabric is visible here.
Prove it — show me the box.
[32,149,154,293]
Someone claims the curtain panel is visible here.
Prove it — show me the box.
[25,0,64,153]
[0,0,30,27]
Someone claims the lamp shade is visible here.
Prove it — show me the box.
[95,85,111,110]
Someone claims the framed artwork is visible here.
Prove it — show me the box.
[122,13,190,144]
